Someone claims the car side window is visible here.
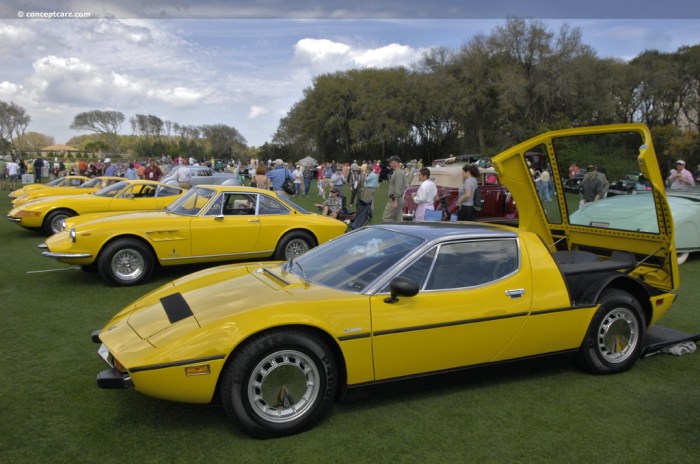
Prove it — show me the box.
[222,193,257,216]
[390,248,437,290]
[156,185,181,197]
[258,195,290,215]
[423,239,519,291]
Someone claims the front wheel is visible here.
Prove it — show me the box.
[97,238,154,286]
[43,209,75,235]
[578,289,645,374]
[220,330,337,438]
[274,232,314,260]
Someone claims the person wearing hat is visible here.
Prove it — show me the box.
[267,159,291,198]
[104,158,116,177]
[667,160,695,190]
[315,187,343,219]
[348,165,364,206]
[578,165,604,209]
[382,155,407,222]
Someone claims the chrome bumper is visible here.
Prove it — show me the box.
[6,215,20,223]
[42,251,93,259]
[96,340,133,389]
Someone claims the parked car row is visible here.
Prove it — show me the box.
[4,124,686,440]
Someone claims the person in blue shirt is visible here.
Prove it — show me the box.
[267,159,291,198]
[104,158,116,177]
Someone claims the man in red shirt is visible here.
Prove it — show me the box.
[143,159,163,181]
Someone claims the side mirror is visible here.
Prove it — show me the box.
[384,276,420,304]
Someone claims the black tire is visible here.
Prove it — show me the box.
[578,289,646,374]
[273,231,314,260]
[43,209,75,235]
[220,330,338,439]
[97,238,154,286]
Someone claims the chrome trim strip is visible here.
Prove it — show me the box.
[42,251,93,259]
[6,215,21,222]
[37,243,48,249]
[160,250,274,262]
[373,311,529,337]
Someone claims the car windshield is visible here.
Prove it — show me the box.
[78,178,103,189]
[165,187,217,215]
[46,177,66,186]
[292,227,425,292]
[94,181,129,197]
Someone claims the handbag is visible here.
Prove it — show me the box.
[282,170,296,195]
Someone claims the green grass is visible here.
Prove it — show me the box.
[1,182,699,463]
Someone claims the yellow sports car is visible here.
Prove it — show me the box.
[9,175,90,199]
[42,186,347,286]
[92,124,679,439]
[11,176,124,206]
[8,180,185,235]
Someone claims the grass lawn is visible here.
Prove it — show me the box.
[1,181,699,463]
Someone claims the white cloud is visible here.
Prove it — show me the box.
[248,105,269,119]
[293,37,423,73]
[147,87,209,108]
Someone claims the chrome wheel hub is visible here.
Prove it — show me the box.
[111,249,145,281]
[247,350,319,423]
[285,239,309,259]
[597,308,639,363]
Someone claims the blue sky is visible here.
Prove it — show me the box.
[1,1,700,148]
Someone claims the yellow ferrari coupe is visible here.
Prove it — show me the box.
[10,176,125,207]
[42,185,347,286]
[9,175,90,199]
[91,124,680,438]
[8,179,185,235]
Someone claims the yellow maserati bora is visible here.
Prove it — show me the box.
[8,179,185,235]
[42,185,347,286]
[92,124,680,438]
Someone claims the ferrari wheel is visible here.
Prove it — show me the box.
[274,232,314,260]
[220,330,337,439]
[97,238,154,286]
[43,209,74,235]
[578,289,645,374]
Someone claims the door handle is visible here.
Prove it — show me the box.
[505,289,525,298]
[247,218,260,223]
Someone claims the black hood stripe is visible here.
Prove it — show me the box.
[160,292,194,324]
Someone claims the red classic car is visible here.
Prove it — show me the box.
[403,165,518,222]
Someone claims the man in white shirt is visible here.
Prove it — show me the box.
[7,158,19,190]
[413,167,438,221]
[176,165,192,189]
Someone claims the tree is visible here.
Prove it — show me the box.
[0,100,30,156]
[70,110,124,154]
[14,131,54,152]
[201,124,247,159]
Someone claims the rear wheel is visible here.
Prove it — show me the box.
[578,289,645,374]
[220,330,337,438]
[97,238,154,286]
[43,209,75,235]
[274,232,314,260]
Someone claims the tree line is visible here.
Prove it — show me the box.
[271,19,700,171]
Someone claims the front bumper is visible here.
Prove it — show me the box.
[42,250,93,259]
[97,367,133,389]
[95,335,132,389]
[6,215,21,223]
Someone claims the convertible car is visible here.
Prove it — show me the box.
[42,186,347,286]
[7,179,185,235]
[9,175,90,199]
[92,124,679,438]
[570,189,700,264]
[402,165,517,222]
[11,176,125,207]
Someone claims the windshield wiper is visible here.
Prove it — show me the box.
[284,256,310,287]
